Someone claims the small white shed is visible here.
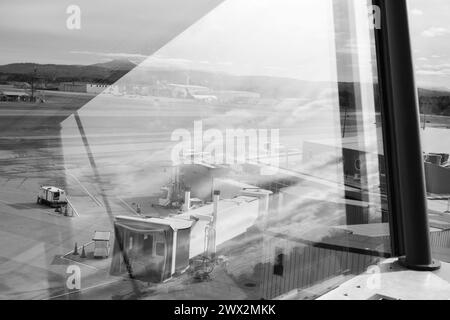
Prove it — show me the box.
[93,231,111,258]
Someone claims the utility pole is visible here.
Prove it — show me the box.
[30,67,37,101]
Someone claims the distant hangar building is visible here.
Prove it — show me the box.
[59,82,88,93]
[87,83,112,94]
[59,82,117,94]
[0,90,30,102]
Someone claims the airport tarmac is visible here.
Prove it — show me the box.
[0,93,131,299]
[0,88,432,300]
[0,90,285,299]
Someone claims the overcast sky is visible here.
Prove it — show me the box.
[408,0,450,88]
[0,0,223,65]
[0,0,449,88]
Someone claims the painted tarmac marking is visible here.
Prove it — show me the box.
[60,254,98,271]
[45,278,124,300]
[116,197,140,216]
[17,178,27,188]
[66,197,80,217]
[66,173,103,207]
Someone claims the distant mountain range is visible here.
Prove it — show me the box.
[0,59,351,99]
[90,59,138,71]
[0,59,137,84]
[0,59,449,116]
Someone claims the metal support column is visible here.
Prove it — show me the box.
[375,0,440,270]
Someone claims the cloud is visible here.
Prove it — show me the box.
[416,61,450,76]
[420,62,450,69]
[410,8,424,16]
[416,69,446,76]
[421,27,450,38]
[70,50,147,63]
[141,54,213,70]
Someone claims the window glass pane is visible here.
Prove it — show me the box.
[408,0,450,264]
[0,0,390,300]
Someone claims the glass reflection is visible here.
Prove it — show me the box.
[0,0,391,300]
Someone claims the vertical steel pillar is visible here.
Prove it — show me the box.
[375,0,440,270]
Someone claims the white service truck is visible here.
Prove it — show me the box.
[37,186,67,207]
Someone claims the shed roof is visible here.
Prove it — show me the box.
[93,231,111,241]
[115,215,193,231]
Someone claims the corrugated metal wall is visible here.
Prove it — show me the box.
[259,236,381,299]
[430,230,450,248]
[256,230,450,299]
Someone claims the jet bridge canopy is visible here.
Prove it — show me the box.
[110,216,193,282]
